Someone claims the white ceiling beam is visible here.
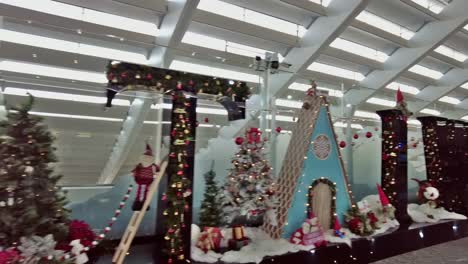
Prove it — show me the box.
[322,46,384,70]
[149,0,200,68]
[98,95,152,184]
[346,0,468,106]
[279,0,326,16]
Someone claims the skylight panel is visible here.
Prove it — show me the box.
[407,119,422,126]
[411,0,444,14]
[462,115,468,121]
[197,0,306,37]
[266,114,295,122]
[308,0,332,7]
[330,38,389,62]
[355,11,415,40]
[386,82,420,95]
[0,0,159,36]
[354,110,380,120]
[366,97,396,107]
[434,45,468,62]
[288,82,344,97]
[0,60,107,83]
[420,108,441,116]
[4,87,130,106]
[169,60,259,83]
[182,32,284,60]
[438,96,460,105]
[308,62,365,81]
[0,29,148,64]
[408,65,444,79]
[461,82,468,90]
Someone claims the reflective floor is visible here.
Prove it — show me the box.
[373,237,468,264]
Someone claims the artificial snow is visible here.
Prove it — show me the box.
[408,203,467,223]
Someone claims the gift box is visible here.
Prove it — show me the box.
[228,237,250,251]
[196,227,223,252]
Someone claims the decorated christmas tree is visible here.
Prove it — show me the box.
[223,128,277,225]
[199,161,223,228]
[0,96,69,247]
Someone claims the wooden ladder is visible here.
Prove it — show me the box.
[112,160,168,264]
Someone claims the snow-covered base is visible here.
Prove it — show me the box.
[408,203,467,223]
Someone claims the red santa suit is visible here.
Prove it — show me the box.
[132,144,160,211]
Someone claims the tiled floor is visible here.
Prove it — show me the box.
[372,237,468,264]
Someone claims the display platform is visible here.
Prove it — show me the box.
[188,219,467,264]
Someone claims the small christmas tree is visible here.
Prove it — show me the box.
[199,161,223,228]
[222,128,277,225]
[0,96,69,246]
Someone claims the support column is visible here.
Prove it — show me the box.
[418,117,466,214]
[377,110,409,225]
[270,95,278,176]
[345,104,355,185]
[260,68,270,133]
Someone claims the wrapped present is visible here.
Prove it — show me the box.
[232,225,245,240]
[228,237,250,251]
[196,227,223,253]
[290,214,326,247]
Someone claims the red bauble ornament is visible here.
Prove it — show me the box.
[353,134,359,139]
[412,143,418,148]
[366,132,372,138]
[382,153,389,161]
[374,127,379,131]
[275,127,282,133]
[176,83,183,90]
[235,137,244,145]
[339,141,346,148]
[204,117,209,123]
[146,73,153,80]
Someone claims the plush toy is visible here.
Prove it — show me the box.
[290,213,327,247]
[132,144,160,211]
[412,178,439,208]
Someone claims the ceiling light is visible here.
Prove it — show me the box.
[308,0,332,7]
[0,60,107,83]
[366,97,396,107]
[0,0,159,36]
[288,82,343,97]
[4,87,130,106]
[330,38,389,62]
[434,45,468,62]
[356,11,415,40]
[197,0,306,37]
[333,121,364,130]
[143,121,171,125]
[420,108,441,116]
[275,99,302,109]
[354,110,380,120]
[308,62,365,81]
[198,124,215,128]
[169,60,259,83]
[408,65,444,79]
[153,102,228,115]
[0,29,148,64]
[438,96,460,105]
[461,115,468,121]
[411,0,444,14]
[386,82,420,95]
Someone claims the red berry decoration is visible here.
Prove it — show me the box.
[275,127,282,133]
[339,141,346,148]
[366,132,372,138]
[235,137,244,145]
[353,134,359,139]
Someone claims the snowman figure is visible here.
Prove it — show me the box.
[132,144,160,211]
[69,240,88,264]
[412,178,439,208]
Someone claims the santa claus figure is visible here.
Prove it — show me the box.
[412,178,439,208]
[290,213,326,247]
[132,144,160,211]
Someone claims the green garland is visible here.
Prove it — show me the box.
[106,61,251,102]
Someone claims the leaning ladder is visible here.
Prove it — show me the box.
[112,160,168,264]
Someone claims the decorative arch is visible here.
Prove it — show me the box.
[308,178,336,229]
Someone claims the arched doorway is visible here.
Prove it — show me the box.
[309,178,336,230]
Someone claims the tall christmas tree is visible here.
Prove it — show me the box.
[0,96,69,246]
[223,128,277,225]
[199,161,223,228]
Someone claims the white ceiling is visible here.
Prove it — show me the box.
[0,0,467,185]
